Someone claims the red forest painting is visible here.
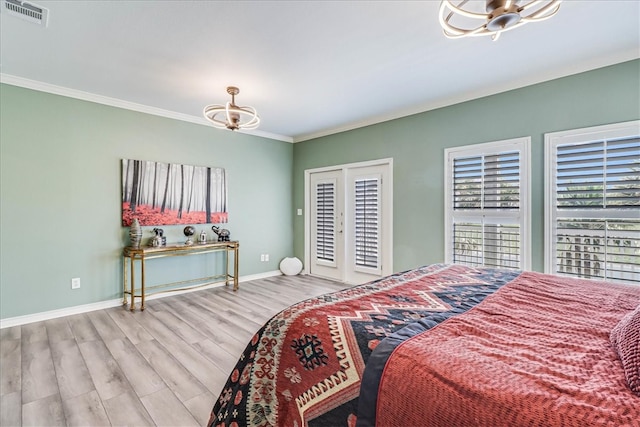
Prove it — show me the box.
[122,159,228,226]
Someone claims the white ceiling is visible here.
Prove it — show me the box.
[1,1,639,142]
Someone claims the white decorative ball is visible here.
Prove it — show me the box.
[279,257,303,276]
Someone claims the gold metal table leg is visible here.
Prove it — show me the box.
[141,256,146,311]
[130,256,136,311]
[225,245,230,287]
[233,244,239,291]
[123,256,128,306]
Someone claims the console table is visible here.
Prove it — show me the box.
[123,240,239,311]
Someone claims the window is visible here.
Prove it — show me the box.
[545,121,640,285]
[354,176,380,271]
[315,180,336,264]
[444,138,531,270]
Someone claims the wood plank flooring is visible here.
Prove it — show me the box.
[0,275,349,426]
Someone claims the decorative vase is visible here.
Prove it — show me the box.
[129,218,143,248]
[279,257,303,276]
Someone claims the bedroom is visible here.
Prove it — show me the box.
[1,1,639,426]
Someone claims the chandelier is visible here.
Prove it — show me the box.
[203,86,260,131]
[438,0,562,41]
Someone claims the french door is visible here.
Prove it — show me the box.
[306,159,392,284]
[309,170,344,281]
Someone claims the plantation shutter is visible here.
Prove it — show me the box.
[550,132,640,284]
[354,177,380,270]
[315,181,336,263]
[556,136,640,209]
[446,138,530,270]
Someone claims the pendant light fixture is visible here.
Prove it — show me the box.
[203,86,260,131]
[439,0,562,41]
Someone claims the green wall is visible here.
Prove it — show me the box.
[292,59,640,273]
[0,84,294,319]
[2,59,639,320]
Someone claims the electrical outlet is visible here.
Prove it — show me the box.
[265,254,269,262]
[260,254,265,262]
[71,277,81,289]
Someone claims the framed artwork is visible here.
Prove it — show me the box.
[122,159,228,226]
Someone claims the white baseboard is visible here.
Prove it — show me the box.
[0,270,282,329]
[237,270,282,283]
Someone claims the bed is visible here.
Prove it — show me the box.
[207,264,640,427]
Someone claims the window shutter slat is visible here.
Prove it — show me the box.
[452,151,521,211]
[482,151,520,210]
[453,156,483,209]
[315,182,335,262]
[554,218,640,283]
[556,136,639,210]
[354,177,379,269]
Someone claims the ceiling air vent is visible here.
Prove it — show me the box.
[1,0,48,27]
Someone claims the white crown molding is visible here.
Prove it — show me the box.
[292,51,640,143]
[242,128,293,143]
[0,270,282,329]
[3,51,637,145]
[0,73,293,143]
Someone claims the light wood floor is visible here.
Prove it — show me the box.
[0,275,349,426]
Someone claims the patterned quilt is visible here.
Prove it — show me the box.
[208,264,520,427]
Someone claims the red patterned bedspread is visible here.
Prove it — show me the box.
[376,271,640,427]
[208,264,519,427]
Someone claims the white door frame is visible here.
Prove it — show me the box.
[304,158,393,283]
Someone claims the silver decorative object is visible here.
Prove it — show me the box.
[184,226,196,245]
[212,225,231,242]
[151,228,165,247]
